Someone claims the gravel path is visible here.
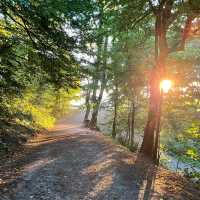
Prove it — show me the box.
[0,113,199,200]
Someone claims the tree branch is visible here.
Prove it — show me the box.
[169,15,194,53]
[148,0,157,15]
[131,10,152,29]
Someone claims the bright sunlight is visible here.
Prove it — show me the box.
[160,80,172,93]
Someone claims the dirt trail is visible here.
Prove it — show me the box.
[0,112,199,200]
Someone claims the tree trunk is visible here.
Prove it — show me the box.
[141,13,167,162]
[130,101,135,147]
[140,71,162,157]
[112,99,117,138]
[112,84,118,139]
[83,88,91,125]
[126,105,131,145]
[88,78,98,129]
[141,1,194,163]
[89,37,108,129]
[153,89,163,164]
[89,105,99,129]
[89,78,106,129]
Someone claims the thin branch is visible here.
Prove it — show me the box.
[131,10,152,29]
[169,15,194,53]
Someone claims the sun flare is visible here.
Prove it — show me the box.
[160,80,172,93]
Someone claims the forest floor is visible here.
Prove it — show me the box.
[0,111,199,200]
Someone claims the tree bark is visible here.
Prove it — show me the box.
[130,101,135,147]
[126,104,131,145]
[89,37,108,129]
[140,69,163,158]
[89,77,106,129]
[88,78,98,129]
[141,12,167,162]
[83,87,91,125]
[112,98,117,138]
[141,1,194,163]
[112,84,118,139]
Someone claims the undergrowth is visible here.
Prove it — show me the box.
[0,85,79,153]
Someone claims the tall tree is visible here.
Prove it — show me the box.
[141,0,200,163]
[89,36,108,129]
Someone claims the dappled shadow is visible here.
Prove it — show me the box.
[159,166,200,200]
[0,115,199,200]
[131,154,158,199]
[0,128,156,200]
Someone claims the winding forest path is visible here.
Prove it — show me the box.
[0,111,199,200]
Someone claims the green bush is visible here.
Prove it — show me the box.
[0,84,79,152]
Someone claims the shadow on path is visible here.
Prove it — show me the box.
[0,113,199,200]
